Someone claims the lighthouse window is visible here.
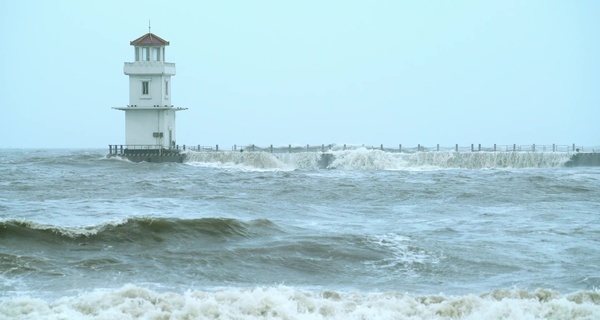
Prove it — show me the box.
[165,80,169,96]
[142,81,149,95]
[142,47,150,61]
[152,47,160,61]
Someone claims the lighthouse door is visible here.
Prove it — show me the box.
[169,129,173,149]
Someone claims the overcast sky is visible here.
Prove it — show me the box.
[1,0,598,149]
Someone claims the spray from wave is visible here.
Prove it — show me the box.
[184,151,294,171]
[183,149,572,171]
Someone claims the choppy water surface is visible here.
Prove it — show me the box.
[1,149,599,319]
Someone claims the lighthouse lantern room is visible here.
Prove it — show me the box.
[112,32,187,152]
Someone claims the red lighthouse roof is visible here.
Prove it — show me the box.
[130,33,170,46]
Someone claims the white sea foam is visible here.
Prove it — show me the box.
[366,234,439,270]
[1,285,599,320]
[103,155,133,163]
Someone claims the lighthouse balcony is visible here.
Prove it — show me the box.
[124,61,175,75]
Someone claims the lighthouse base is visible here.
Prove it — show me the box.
[108,147,187,163]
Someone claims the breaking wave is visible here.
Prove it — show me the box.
[0,217,279,243]
[184,149,573,170]
[1,285,598,319]
[184,151,294,171]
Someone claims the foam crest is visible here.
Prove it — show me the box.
[0,217,279,242]
[184,151,293,171]
[1,285,599,319]
[327,149,407,170]
[328,150,572,170]
[273,152,325,170]
[0,219,122,238]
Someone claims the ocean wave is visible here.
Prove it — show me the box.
[0,217,280,243]
[0,149,107,166]
[1,285,598,319]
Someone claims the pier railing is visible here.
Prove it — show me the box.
[181,143,586,154]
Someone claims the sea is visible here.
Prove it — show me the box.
[1,148,599,319]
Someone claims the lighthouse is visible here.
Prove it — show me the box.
[110,31,188,162]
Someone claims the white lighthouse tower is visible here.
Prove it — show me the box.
[112,31,187,158]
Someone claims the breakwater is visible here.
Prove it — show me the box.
[108,143,599,168]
